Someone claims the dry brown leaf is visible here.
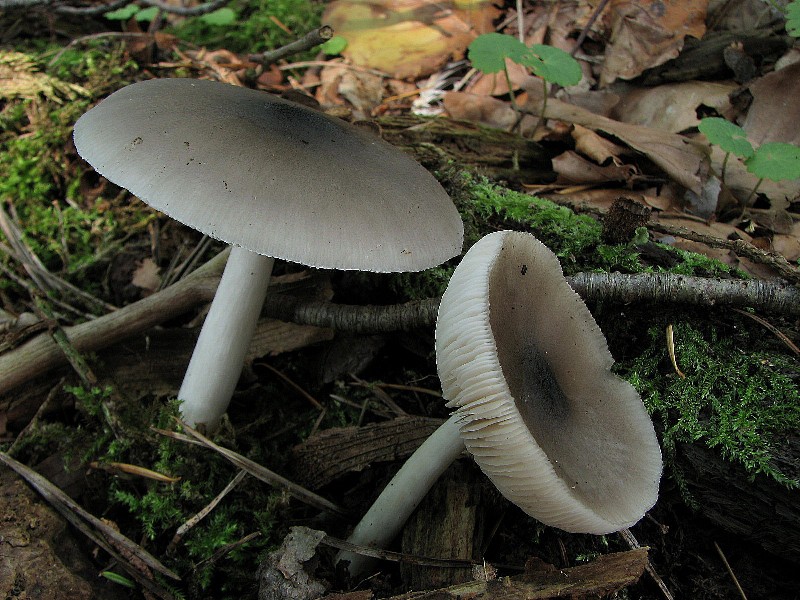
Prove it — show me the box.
[522,87,709,193]
[442,91,538,135]
[337,68,386,117]
[572,124,628,164]
[323,0,499,80]
[131,258,160,294]
[465,59,530,96]
[552,150,637,184]
[600,0,708,87]
[772,233,800,262]
[611,81,736,132]
[538,188,653,213]
[742,61,800,146]
[655,214,753,242]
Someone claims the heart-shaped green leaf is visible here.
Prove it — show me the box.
[528,44,582,87]
[468,33,532,74]
[698,117,753,159]
[745,142,800,182]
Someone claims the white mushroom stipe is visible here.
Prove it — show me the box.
[339,230,662,576]
[336,415,464,576]
[73,78,463,429]
[178,247,274,428]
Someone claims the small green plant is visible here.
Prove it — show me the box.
[105,2,235,25]
[168,0,323,54]
[783,0,800,36]
[100,571,136,589]
[104,4,159,22]
[698,117,753,183]
[744,141,800,202]
[699,116,800,210]
[320,35,347,56]
[467,33,581,133]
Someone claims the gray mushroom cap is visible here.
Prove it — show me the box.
[73,78,463,272]
[435,231,662,534]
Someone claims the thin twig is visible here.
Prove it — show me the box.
[168,470,247,552]
[731,308,799,355]
[0,452,180,598]
[618,528,674,600]
[648,221,800,284]
[174,418,349,518]
[321,534,482,568]
[350,374,407,417]
[571,0,611,57]
[248,26,333,67]
[7,377,65,457]
[193,531,261,572]
[714,541,749,600]
[0,202,115,313]
[32,298,98,388]
[258,361,323,410]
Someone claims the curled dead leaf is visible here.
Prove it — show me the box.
[600,0,708,87]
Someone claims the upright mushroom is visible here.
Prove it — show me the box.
[73,78,463,429]
[339,230,662,575]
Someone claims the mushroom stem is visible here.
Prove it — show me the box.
[337,414,465,576]
[178,246,275,429]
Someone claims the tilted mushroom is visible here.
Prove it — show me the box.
[339,230,662,575]
[73,78,463,429]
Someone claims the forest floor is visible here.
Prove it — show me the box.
[0,1,799,599]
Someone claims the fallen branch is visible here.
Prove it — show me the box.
[649,221,800,285]
[0,248,226,395]
[1,249,798,396]
[382,548,649,600]
[248,26,333,67]
[0,451,180,599]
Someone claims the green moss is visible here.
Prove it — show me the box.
[623,321,800,489]
[169,0,323,54]
[662,246,740,278]
[457,174,602,269]
[395,172,750,300]
[0,50,148,299]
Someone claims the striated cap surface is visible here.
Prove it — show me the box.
[74,78,463,272]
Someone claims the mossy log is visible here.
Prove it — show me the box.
[375,114,553,184]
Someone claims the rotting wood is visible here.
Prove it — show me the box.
[401,463,485,589]
[678,441,800,563]
[376,114,553,183]
[383,548,649,600]
[291,416,444,489]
